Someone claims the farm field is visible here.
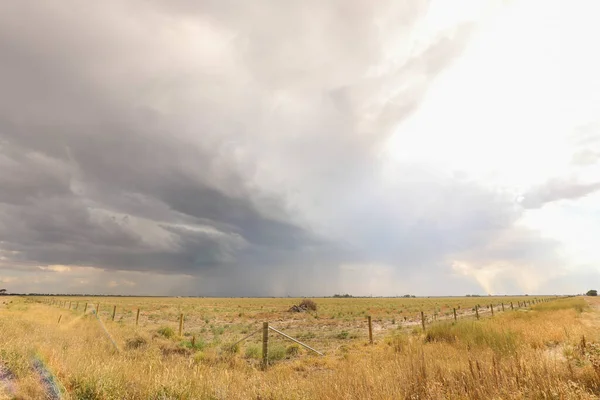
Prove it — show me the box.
[40,295,547,351]
[1,295,599,399]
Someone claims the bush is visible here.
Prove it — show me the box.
[286,344,300,356]
[125,334,148,349]
[586,290,597,296]
[244,344,261,359]
[224,342,240,354]
[268,344,287,361]
[180,337,205,351]
[299,299,317,311]
[336,331,350,339]
[157,326,175,338]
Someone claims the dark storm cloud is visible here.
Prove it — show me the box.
[0,0,558,295]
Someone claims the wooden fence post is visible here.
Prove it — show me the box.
[68,301,71,310]
[453,308,457,322]
[475,305,479,320]
[112,305,116,321]
[179,313,184,337]
[367,316,373,344]
[136,308,140,326]
[84,303,88,313]
[490,304,494,317]
[421,311,426,331]
[262,322,269,370]
[511,302,514,310]
[58,315,62,324]
[501,303,505,312]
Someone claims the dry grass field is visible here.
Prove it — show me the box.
[1,295,599,399]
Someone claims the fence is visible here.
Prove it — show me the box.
[39,296,564,369]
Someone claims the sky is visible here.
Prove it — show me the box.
[0,0,599,296]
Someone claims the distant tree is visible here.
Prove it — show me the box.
[0,289,6,295]
[586,290,597,296]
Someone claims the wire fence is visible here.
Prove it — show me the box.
[36,296,566,369]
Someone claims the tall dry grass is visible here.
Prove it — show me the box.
[0,296,598,399]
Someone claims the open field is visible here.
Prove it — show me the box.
[38,295,549,352]
[2,295,600,399]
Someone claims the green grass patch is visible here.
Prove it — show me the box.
[244,344,261,359]
[268,344,287,362]
[180,337,205,351]
[157,326,175,338]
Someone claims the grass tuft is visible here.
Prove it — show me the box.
[157,326,175,338]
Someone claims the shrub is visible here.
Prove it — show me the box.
[181,337,205,351]
[299,299,317,311]
[336,331,350,339]
[157,326,175,338]
[125,334,148,349]
[286,344,300,356]
[268,344,287,362]
[224,342,240,354]
[244,344,261,359]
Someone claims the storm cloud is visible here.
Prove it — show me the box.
[0,1,598,296]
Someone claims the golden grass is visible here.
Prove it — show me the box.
[1,296,598,399]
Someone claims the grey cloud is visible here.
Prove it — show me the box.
[0,0,558,296]
[521,179,600,209]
